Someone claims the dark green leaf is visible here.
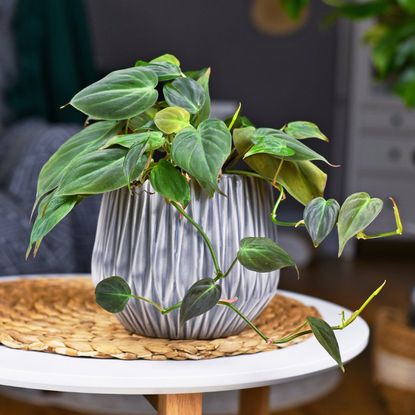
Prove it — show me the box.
[307,316,344,372]
[172,119,231,196]
[180,278,221,325]
[70,67,159,120]
[28,192,79,257]
[150,160,190,205]
[163,77,206,114]
[337,192,383,256]
[123,142,148,185]
[56,148,134,196]
[102,131,164,149]
[304,197,340,247]
[233,127,327,205]
[36,121,119,202]
[237,237,298,275]
[283,121,329,142]
[95,276,132,313]
[154,106,190,134]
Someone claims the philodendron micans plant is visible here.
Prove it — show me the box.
[28,53,403,370]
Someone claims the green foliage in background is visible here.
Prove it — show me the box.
[281,0,415,106]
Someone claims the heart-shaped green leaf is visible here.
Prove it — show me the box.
[150,160,190,205]
[172,119,231,196]
[28,192,79,257]
[135,60,182,81]
[180,278,222,325]
[304,197,340,247]
[154,106,190,134]
[123,142,148,186]
[252,128,332,164]
[307,317,344,372]
[337,192,383,256]
[56,148,137,196]
[237,237,298,275]
[95,276,132,313]
[282,121,329,142]
[36,121,120,203]
[102,131,164,149]
[70,67,159,120]
[233,127,327,205]
[163,77,206,114]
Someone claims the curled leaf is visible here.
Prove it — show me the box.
[283,121,329,142]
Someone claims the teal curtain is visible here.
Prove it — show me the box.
[6,0,96,124]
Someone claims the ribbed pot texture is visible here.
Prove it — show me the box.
[91,175,279,339]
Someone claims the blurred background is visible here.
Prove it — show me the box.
[0,0,414,414]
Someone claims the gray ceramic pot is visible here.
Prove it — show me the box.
[91,175,279,339]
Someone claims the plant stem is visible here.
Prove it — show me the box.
[215,257,238,281]
[219,301,269,342]
[171,201,222,276]
[130,294,182,315]
[161,302,182,315]
[332,280,386,329]
[131,294,164,313]
[224,169,265,180]
[356,198,403,240]
[220,280,385,345]
[271,185,303,227]
[272,159,284,186]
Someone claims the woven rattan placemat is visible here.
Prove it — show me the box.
[0,277,320,360]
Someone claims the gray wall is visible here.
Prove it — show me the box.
[86,0,338,141]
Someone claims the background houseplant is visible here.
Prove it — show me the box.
[282,0,415,106]
[28,53,402,369]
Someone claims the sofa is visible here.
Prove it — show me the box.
[0,0,100,275]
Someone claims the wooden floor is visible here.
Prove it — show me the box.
[1,254,413,415]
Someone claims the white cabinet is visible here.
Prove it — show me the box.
[338,20,415,241]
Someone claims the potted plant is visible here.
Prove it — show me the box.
[28,53,402,370]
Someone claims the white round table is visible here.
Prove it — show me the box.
[0,275,369,415]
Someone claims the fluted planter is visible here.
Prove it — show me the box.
[91,175,279,339]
